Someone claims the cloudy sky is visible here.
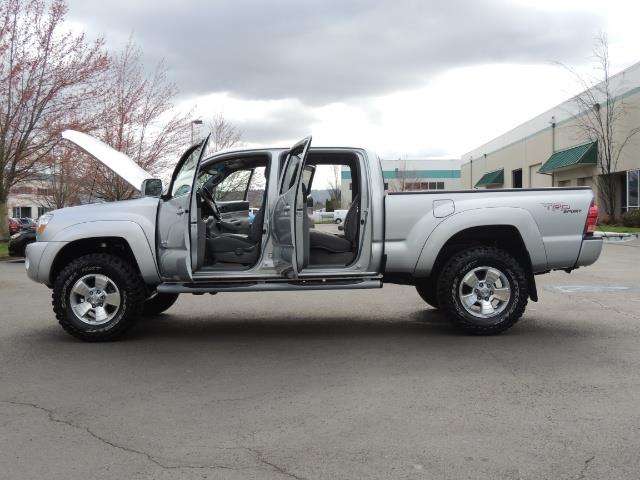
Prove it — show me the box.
[66,0,639,159]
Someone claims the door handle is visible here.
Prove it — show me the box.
[176,207,186,215]
[283,205,291,212]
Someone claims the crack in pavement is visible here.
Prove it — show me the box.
[3,399,311,479]
[1,400,238,473]
[243,446,309,480]
[577,455,595,480]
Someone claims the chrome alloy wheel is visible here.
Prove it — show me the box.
[458,266,511,319]
[69,274,121,325]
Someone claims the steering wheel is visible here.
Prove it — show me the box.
[201,185,221,221]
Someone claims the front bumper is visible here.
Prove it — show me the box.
[574,236,603,268]
[25,241,67,285]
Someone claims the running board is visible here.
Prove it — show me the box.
[157,277,382,294]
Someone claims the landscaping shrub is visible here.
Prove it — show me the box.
[622,210,640,227]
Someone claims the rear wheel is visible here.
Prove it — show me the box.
[142,292,179,316]
[437,246,528,335]
[52,253,145,342]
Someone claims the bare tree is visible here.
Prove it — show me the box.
[208,113,242,152]
[81,38,192,202]
[39,144,81,209]
[561,33,640,221]
[0,0,108,239]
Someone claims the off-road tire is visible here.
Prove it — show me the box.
[437,246,528,335]
[142,292,179,316]
[415,278,439,308]
[52,253,145,342]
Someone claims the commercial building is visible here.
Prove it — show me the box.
[461,61,640,218]
[341,158,462,206]
[6,179,54,220]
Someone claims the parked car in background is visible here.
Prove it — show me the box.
[18,217,36,229]
[333,209,348,224]
[9,228,36,257]
[8,218,22,235]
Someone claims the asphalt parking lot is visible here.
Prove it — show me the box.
[1,240,640,480]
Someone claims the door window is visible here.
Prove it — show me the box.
[171,149,200,197]
[280,155,302,195]
[247,167,266,208]
[215,170,252,202]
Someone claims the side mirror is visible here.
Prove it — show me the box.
[307,195,314,208]
[141,178,163,197]
[338,224,344,231]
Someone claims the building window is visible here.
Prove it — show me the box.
[437,182,444,190]
[512,169,522,188]
[37,206,52,217]
[383,182,389,190]
[627,169,640,211]
[37,188,53,196]
[12,206,32,218]
[11,186,33,195]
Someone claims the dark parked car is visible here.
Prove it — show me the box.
[8,218,22,235]
[9,228,36,257]
[18,217,36,229]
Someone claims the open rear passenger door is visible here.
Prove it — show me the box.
[271,136,312,277]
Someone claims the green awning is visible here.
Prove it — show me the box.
[539,142,597,174]
[475,169,504,187]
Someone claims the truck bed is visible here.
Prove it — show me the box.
[383,187,598,275]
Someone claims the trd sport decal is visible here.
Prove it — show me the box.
[541,202,583,214]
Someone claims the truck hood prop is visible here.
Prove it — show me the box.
[61,130,153,191]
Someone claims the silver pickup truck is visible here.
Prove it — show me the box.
[26,131,602,341]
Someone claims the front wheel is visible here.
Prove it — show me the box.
[437,246,528,335]
[52,253,145,342]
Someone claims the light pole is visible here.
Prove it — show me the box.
[190,119,203,144]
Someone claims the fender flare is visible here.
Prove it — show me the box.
[48,220,160,284]
[413,207,548,277]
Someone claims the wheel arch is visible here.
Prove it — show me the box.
[415,210,545,301]
[47,221,160,286]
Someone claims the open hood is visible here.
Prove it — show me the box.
[61,130,153,191]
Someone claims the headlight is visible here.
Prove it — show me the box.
[36,213,54,238]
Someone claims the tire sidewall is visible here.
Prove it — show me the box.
[449,256,521,326]
[438,247,528,334]
[56,258,135,337]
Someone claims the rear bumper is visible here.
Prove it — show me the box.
[575,236,603,268]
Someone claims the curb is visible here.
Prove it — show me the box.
[596,232,640,242]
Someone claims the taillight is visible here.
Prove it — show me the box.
[584,200,598,235]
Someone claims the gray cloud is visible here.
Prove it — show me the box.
[67,0,600,104]
[235,106,318,145]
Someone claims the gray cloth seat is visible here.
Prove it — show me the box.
[308,230,352,252]
[309,196,359,265]
[207,209,264,264]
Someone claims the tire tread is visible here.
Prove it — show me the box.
[436,246,528,335]
[52,253,145,342]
